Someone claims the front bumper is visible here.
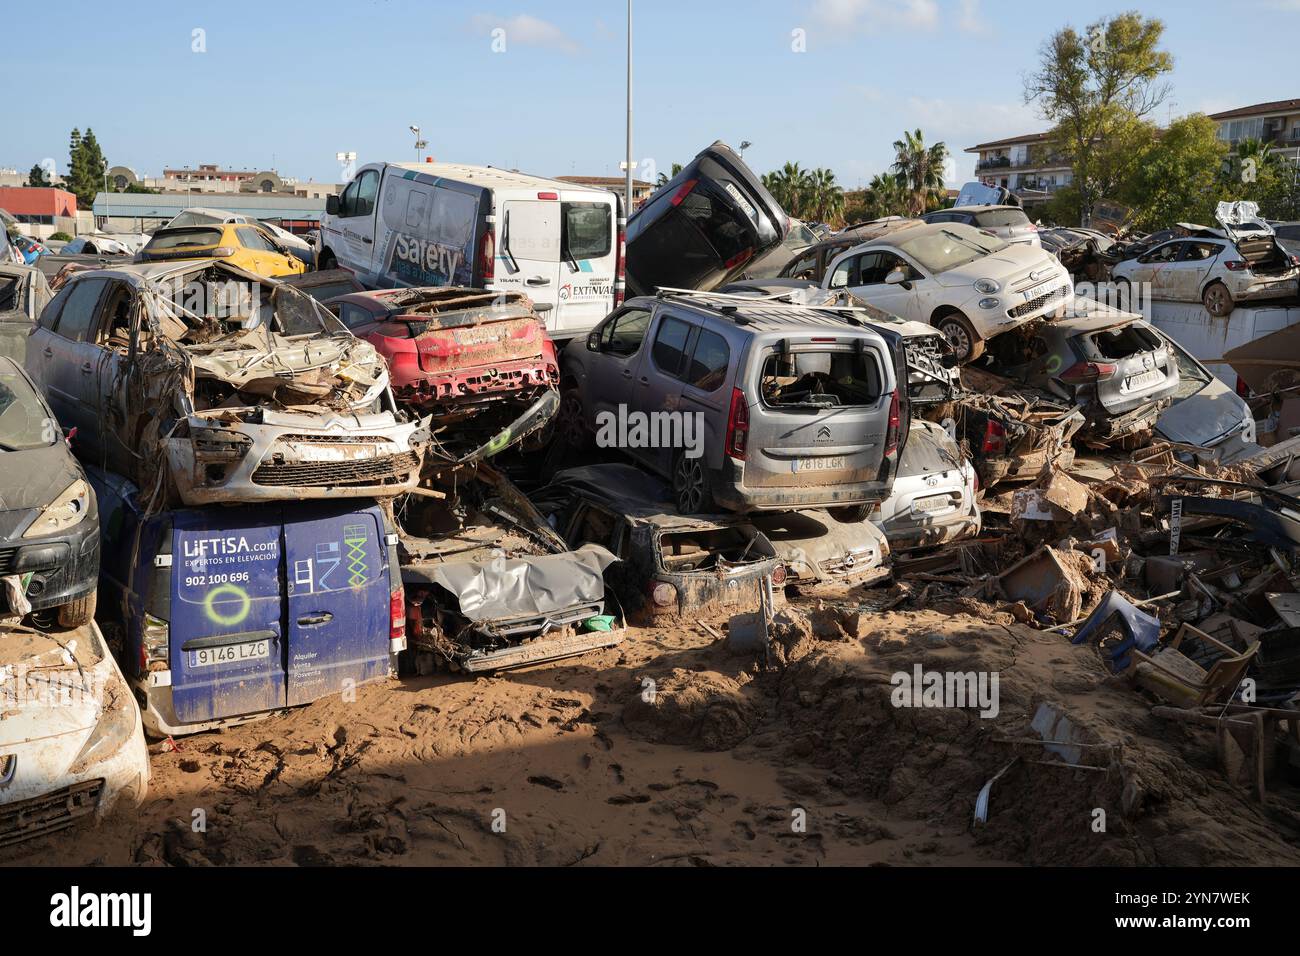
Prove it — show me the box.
[0,513,100,616]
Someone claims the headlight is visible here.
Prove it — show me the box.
[978,298,1002,310]
[70,675,136,772]
[974,278,1001,295]
[23,479,90,539]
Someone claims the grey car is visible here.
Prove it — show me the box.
[0,264,52,364]
[558,290,908,519]
[924,205,1042,247]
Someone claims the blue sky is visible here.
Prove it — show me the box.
[6,0,1296,191]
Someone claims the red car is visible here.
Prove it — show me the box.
[324,287,560,453]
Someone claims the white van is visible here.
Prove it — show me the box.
[319,161,624,339]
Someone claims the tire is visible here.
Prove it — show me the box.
[672,451,715,515]
[557,389,593,451]
[318,249,337,271]
[57,590,96,629]
[934,312,985,364]
[830,504,873,523]
[1203,281,1234,317]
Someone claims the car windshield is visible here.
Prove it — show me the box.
[899,227,1007,274]
[975,209,1030,228]
[168,211,225,228]
[146,227,223,251]
[1168,341,1212,400]
[0,363,55,450]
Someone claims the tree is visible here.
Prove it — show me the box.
[890,129,950,215]
[805,168,845,224]
[655,162,683,187]
[763,162,812,218]
[65,126,107,208]
[1117,114,1226,232]
[27,164,51,187]
[1024,12,1174,225]
[850,173,910,221]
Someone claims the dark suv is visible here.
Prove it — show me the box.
[625,142,787,296]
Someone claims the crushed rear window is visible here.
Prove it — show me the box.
[0,277,18,311]
[761,349,881,409]
[1084,324,1162,360]
[146,228,223,251]
[974,209,1030,228]
[658,526,771,572]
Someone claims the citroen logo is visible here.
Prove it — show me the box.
[816,425,832,440]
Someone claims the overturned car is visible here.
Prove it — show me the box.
[27,260,428,508]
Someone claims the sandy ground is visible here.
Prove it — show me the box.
[7,594,1300,867]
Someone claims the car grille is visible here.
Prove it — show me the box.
[0,547,15,574]
[0,778,104,848]
[252,451,420,488]
[1008,284,1070,319]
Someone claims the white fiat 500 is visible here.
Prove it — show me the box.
[823,221,1073,362]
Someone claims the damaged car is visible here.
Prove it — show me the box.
[0,357,99,628]
[749,509,889,588]
[870,418,981,551]
[0,621,149,848]
[324,287,559,455]
[1111,201,1300,317]
[0,262,51,363]
[532,464,784,623]
[26,261,427,508]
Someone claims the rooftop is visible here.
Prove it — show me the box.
[965,131,1054,153]
[1209,99,1300,121]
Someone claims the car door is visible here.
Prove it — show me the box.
[335,169,380,281]
[236,226,293,277]
[629,310,700,475]
[1174,240,1222,301]
[1136,241,1184,297]
[499,198,563,319]
[848,250,918,318]
[81,278,135,464]
[282,502,391,707]
[30,276,109,441]
[581,306,652,432]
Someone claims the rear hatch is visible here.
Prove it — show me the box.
[1216,200,1293,275]
[655,521,779,612]
[137,227,226,262]
[974,208,1038,244]
[1066,321,1178,416]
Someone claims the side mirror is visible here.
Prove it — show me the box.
[325,195,340,216]
[586,330,601,352]
[885,268,908,286]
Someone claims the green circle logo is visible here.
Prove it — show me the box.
[204,583,251,626]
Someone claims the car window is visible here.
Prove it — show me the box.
[760,348,881,408]
[337,303,374,330]
[50,278,106,342]
[783,251,818,279]
[858,251,912,285]
[1180,242,1220,262]
[601,308,651,357]
[974,209,1030,228]
[339,179,360,217]
[355,170,379,217]
[651,315,694,377]
[236,227,276,253]
[145,228,223,251]
[0,362,56,450]
[0,277,19,312]
[898,226,1007,273]
[96,282,134,349]
[562,202,613,260]
[685,328,730,392]
[828,254,859,288]
[1142,242,1183,264]
[677,187,750,261]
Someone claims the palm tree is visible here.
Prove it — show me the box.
[862,173,909,220]
[767,162,811,218]
[806,167,845,224]
[891,129,950,216]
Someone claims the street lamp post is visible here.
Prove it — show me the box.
[409,125,427,163]
[624,0,633,212]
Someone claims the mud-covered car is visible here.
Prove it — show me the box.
[324,287,559,454]
[0,357,100,628]
[26,260,427,507]
[870,419,980,550]
[532,464,784,622]
[0,263,51,364]
[940,384,1082,490]
[0,621,149,848]
[749,509,889,587]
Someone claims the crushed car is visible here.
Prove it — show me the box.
[0,357,100,628]
[323,287,560,456]
[749,508,889,589]
[0,262,51,363]
[870,418,981,551]
[26,260,428,508]
[1111,201,1300,317]
[531,464,784,623]
[0,621,149,848]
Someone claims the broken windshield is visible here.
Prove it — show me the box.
[761,349,881,408]
[0,362,54,450]
[900,227,1007,274]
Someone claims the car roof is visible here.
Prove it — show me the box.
[935,204,1023,215]
[634,291,888,336]
[389,161,611,197]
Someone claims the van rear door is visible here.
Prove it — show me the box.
[170,508,287,725]
[553,194,617,336]
[282,502,392,707]
[498,197,563,320]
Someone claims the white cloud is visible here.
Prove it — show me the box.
[468,13,580,54]
[957,0,988,34]
[811,0,940,32]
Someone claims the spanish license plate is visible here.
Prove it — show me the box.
[189,640,270,669]
[792,456,847,474]
[1124,368,1164,391]
[1021,281,1053,301]
[723,181,758,221]
[913,495,951,513]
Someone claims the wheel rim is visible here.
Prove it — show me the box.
[558,393,585,447]
[940,320,971,359]
[674,456,705,512]
[1206,287,1228,314]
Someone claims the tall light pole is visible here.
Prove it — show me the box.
[624,0,633,213]
[409,125,427,163]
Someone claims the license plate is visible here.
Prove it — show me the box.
[292,443,379,462]
[913,495,951,513]
[189,640,270,668]
[1124,368,1164,391]
[723,182,757,221]
[1021,281,1053,301]
[792,456,847,474]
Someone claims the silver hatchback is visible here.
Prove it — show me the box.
[558,291,908,519]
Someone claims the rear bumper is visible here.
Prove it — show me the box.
[710,458,891,513]
[393,356,559,412]
[879,506,981,551]
[1081,398,1168,441]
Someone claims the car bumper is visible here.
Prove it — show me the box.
[1229,272,1299,302]
[879,506,981,551]
[0,514,100,616]
[710,459,891,513]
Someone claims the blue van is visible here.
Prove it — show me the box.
[87,468,405,737]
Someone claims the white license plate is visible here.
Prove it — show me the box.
[723,181,757,221]
[1124,368,1164,391]
[189,640,270,668]
[1021,281,1053,301]
[913,494,951,513]
[792,456,847,474]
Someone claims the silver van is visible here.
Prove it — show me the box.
[558,290,908,519]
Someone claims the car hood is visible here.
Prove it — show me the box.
[1156,377,1249,447]
[0,628,101,748]
[0,442,82,525]
[932,243,1059,288]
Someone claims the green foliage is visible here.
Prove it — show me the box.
[49,231,73,242]
[65,127,107,208]
[1117,114,1226,231]
[762,163,846,225]
[27,164,51,187]
[890,129,950,215]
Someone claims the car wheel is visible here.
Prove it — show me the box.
[1203,281,1234,317]
[830,504,872,523]
[57,590,97,629]
[672,452,714,515]
[318,249,337,271]
[934,312,985,364]
[557,389,593,451]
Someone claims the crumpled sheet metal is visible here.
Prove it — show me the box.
[403,543,618,624]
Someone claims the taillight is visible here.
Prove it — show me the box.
[1235,375,1251,398]
[1224,259,1249,272]
[142,613,169,672]
[390,587,406,642]
[478,226,495,284]
[724,247,754,270]
[614,218,626,307]
[725,387,749,460]
[670,179,699,207]
[1059,360,1117,385]
[884,389,900,458]
[981,420,1006,456]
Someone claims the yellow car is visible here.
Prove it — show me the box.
[137,223,306,278]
